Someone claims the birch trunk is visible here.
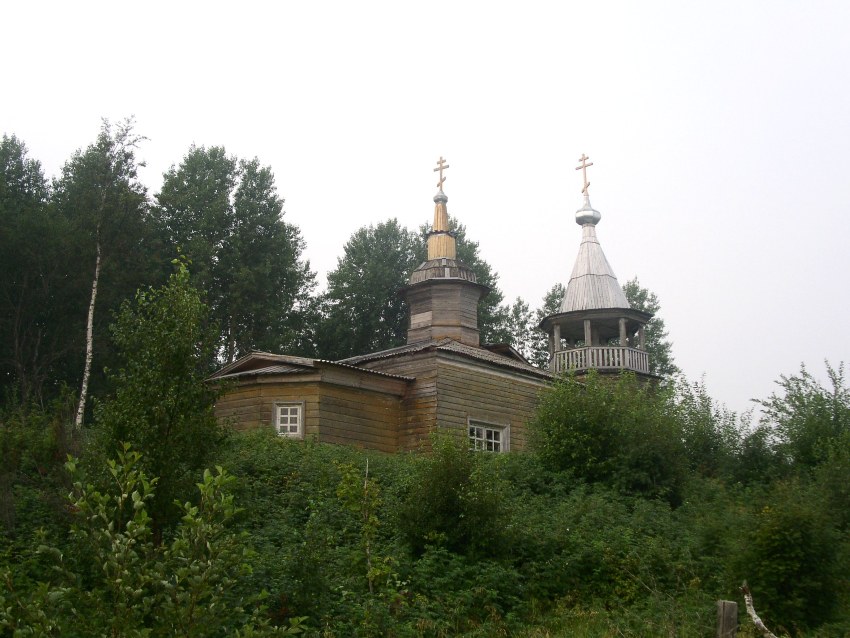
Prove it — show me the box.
[740,584,779,638]
[75,237,101,428]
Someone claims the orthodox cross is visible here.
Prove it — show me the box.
[575,153,593,195]
[434,156,450,190]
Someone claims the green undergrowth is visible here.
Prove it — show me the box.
[216,430,849,637]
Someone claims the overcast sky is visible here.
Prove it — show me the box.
[4,1,849,417]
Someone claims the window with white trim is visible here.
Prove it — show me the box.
[274,402,303,438]
[468,420,509,452]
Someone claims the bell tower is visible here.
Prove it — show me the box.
[539,155,654,376]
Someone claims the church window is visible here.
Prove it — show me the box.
[468,420,509,452]
[274,402,303,438]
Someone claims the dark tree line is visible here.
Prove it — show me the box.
[0,125,316,419]
[1,122,678,422]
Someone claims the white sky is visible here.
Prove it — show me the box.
[4,1,849,417]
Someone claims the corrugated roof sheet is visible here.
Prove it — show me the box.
[340,338,551,379]
[209,351,414,381]
[211,364,311,380]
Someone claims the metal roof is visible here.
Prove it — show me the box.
[340,338,552,379]
[210,364,312,380]
[208,351,414,382]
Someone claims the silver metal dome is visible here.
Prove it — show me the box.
[575,195,601,226]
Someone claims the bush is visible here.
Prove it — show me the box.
[0,444,305,636]
[531,371,687,503]
[396,433,507,558]
[731,480,842,635]
[89,260,225,536]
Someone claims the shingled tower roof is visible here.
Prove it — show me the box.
[539,154,654,377]
[559,193,630,312]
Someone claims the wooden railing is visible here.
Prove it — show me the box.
[553,346,650,375]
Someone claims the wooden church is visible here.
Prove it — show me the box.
[210,156,655,452]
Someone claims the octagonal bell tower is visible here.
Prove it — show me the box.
[539,155,654,377]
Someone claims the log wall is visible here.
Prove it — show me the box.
[362,352,440,450]
[434,356,548,451]
[214,371,403,452]
[214,377,321,433]
[214,351,549,453]
[316,384,401,453]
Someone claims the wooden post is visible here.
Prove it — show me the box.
[638,325,646,350]
[583,319,592,346]
[717,600,737,637]
[619,317,627,346]
[553,324,561,351]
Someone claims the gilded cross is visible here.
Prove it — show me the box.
[575,153,593,195]
[434,156,450,190]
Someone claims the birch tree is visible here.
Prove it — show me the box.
[52,120,149,427]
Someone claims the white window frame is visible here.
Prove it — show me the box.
[273,402,304,439]
[467,419,510,453]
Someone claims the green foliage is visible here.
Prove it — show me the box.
[52,119,162,420]
[813,429,850,531]
[531,371,687,503]
[0,445,305,636]
[155,146,317,363]
[674,377,743,479]
[7,416,845,637]
[621,278,679,378]
[91,260,225,533]
[318,219,421,359]
[0,136,74,403]
[217,432,372,625]
[495,283,565,369]
[335,461,385,594]
[0,394,76,537]
[757,361,850,471]
[397,434,507,558]
[731,481,843,635]
[500,297,538,363]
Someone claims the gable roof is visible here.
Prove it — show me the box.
[339,338,552,379]
[208,351,414,382]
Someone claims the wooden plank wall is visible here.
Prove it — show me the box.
[363,353,439,450]
[429,285,479,330]
[214,380,320,433]
[214,353,548,454]
[435,357,548,451]
[316,384,400,453]
[215,376,403,452]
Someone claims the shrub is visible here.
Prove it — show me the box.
[531,371,687,503]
